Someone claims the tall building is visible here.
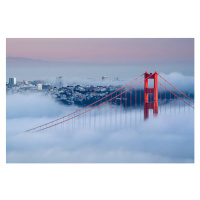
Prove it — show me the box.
[9,77,16,85]
[102,76,108,81]
[56,76,63,88]
[37,83,42,90]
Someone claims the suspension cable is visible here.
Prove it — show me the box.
[158,74,194,102]
[158,82,194,109]
[36,74,154,132]
[25,73,144,132]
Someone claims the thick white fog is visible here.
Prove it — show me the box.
[159,72,194,92]
[6,91,194,163]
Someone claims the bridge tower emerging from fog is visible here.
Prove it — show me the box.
[144,72,158,119]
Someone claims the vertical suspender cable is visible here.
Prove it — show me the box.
[184,95,185,113]
[110,94,112,128]
[94,102,96,128]
[179,92,180,114]
[130,85,132,124]
[90,106,91,128]
[135,85,137,123]
[120,88,122,127]
[99,99,101,128]
[174,92,176,113]
[165,81,166,113]
[140,82,141,122]
[170,89,171,114]
[160,83,161,113]
[105,97,107,127]
[125,89,127,126]
[115,91,117,127]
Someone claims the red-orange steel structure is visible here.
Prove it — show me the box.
[144,72,158,119]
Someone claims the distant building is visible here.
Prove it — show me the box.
[42,84,52,90]
[56,76,63,88]
[37,83,42,90]
[9,77,16,85]
[102,76,108,81]
[23,80,28,85]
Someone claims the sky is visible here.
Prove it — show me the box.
[7,38,194,63]
[6,38,194,81]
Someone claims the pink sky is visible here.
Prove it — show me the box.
[6,38,194,63]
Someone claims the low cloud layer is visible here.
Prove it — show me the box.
[6,90,194,163]
[159,72,194,92]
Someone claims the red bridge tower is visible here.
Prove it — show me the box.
[144,72,158,119]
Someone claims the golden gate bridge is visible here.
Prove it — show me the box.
[25,72,194,133]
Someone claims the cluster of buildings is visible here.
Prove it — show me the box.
[6,77,44,93]
[54,84,120,106]
[6,77,121,106]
